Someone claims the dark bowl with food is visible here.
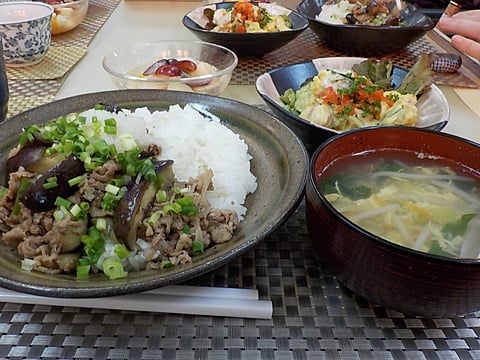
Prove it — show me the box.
[297,0,435,56]
[306,126,480,317]
[256,57,449,153]
[182,1,309,57]
[0,89,308,298]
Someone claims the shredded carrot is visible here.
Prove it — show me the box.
[316,76,396,120]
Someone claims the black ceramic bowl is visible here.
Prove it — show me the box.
[306,126,480,317]
[256,57,449,153]
[297,0,435,56]
[182,2,309,57]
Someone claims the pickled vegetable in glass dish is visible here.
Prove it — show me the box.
[137,58,216,80]
[41,0,88,34]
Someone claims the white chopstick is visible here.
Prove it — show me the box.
[0,286,273,319]
[144,284,260,300]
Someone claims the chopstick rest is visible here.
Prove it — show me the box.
[0,285,273,319]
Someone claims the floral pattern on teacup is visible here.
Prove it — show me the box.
[0,15,52,66]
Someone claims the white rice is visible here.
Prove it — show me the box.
[79,104,257,220]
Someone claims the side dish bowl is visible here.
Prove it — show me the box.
[256,57,449,153]
[102,40,237,96]
[182,1,309,57]
[44,0,89,35]
[306,126,480,317]
[297,0,435,56]
[0,89,308,298]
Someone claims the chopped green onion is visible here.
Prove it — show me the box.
[101,191,122,212]
[42,180,58,190]
[0,187,8,200]
[181,205,197,217]
[92,139,109,154]
[21,258,35,272]
[192,241,204,256]
[148,211,161,226]
[96,218,107,231]
[76,264,91,279]
[53,208,67,221]
[104,118,116,126]
[156,189,168,203]
[159,260,173,270]
[19,125,40,146]
[12,178,31,216]
[119,134,138,151]
[80,226,105,265]
[182,225,191,234]
[54,196,72,209]
[104,126,116,135]
[69,204,82,218]
[80,201,90,212]
[110,177,128,187]
[114,243,130,260]
[105,183,120,195]
[62,140,73,154]
[162,203,182,214]
[102,257,128,280]
[175,196,198,217]
[68,175,84,187]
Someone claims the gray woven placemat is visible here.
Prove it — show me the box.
[232,28,479,89]
[5,0,121,119]
[0,200,480,360]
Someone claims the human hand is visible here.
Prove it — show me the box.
[437,10,480,60]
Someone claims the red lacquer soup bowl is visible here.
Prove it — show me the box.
[305,126,480,317]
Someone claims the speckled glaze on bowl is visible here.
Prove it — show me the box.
[0,89,308,298]
[306,126,480,317]
[297,0,434,56]
[256,57,449,153]
[182,2,309,57]
[0,2,54,67]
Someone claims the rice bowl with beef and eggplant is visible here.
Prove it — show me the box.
[0,104,257,280]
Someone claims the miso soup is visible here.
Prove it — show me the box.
[319,151,480,258]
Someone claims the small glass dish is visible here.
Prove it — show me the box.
[102,40,238,96]
[44,0,89,35]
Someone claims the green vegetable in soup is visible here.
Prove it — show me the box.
[320,156,480,259]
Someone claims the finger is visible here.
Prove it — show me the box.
[451,35,480,60]
[438,17,480,42]
[451,10,480,20]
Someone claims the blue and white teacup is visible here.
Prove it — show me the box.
[0,2,54,67]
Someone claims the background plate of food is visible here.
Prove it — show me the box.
[297,0,435,56]
[182,1,309,57]
[256,56,449,152]
[0,89,308,298]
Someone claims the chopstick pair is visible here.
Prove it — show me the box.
[0,285,273,319]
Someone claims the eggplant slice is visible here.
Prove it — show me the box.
[113,159,174,250]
